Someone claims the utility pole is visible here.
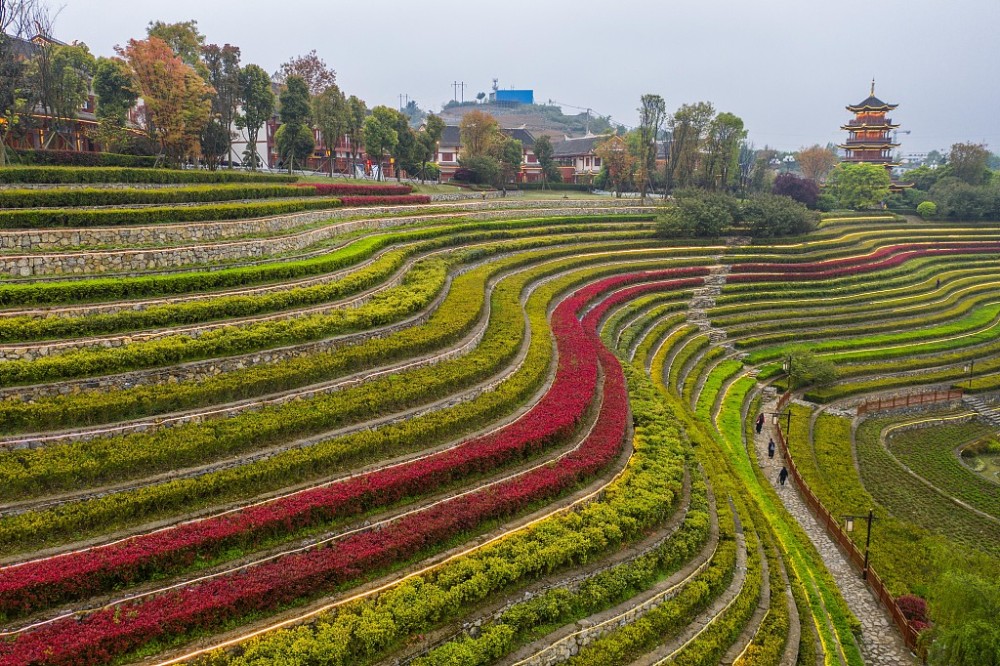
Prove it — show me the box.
[459,81,467,103]
[585,108,592,135]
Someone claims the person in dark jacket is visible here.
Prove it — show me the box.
[768,438,776,459]
[778,466,789,486]
[755,413,765,434]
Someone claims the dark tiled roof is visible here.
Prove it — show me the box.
[439,125,536,148]
[552,135,604,157]
[847,94,897,111]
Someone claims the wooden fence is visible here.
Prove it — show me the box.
[856,389,963,416]
[773,392,922,655]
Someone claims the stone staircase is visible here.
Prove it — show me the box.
[962,394,1000,428]
[688,255,730,344]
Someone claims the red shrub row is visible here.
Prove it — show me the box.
[732,242,1000,275]
[728,244,1000,283]
[0,268,706,621]
[0,267,670,665]
[294,182,414,196]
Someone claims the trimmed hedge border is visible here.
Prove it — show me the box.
[0,167,298,185]
[5,149,159,168]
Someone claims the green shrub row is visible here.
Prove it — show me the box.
[0,223,660,343]
[0,248,675,550]
[138,362,687,666]
[412,401,701,666]
[4,148,160,168]
[667,333,710,395]
[683,348,729,409]
[0,166,298,184]
[515,182,592,191]
[0,197,344,229]
[622,311,689,368]
[0,214,655,306]
[0,184,317,208]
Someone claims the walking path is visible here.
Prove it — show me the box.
[753,394,917,666]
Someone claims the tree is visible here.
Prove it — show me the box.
[656,189,737,237]
[701,111,746,190]
[93,56,138,124]
[666,101,714,191]
[388,107,416,180]
[459,109,500,159]
[916,201,937,219]
[786,348,836,389]
[925,571,1000,666]
[120,37,213,164]
[415,113,444,182]
[635,93,666,198]
[948,142,990,186]
[0,0,43,164]
[595,135,635,197]
[532,134,560,187]
[345,95,367,175]
[826,162,891,210]
[199,117,229,169]
[274,50,335,96]
[457,154,500,186]
[363,105,399,181]
[313,84,347,175]
[275,75,312,173]
[28,42,95,148]
[147,20,205,74]
[496,135,523,189]
[201,43,240,167]
[796,144,839,182]
[772,173,819,208]
[234,64,273,170]
[741,193,818,238]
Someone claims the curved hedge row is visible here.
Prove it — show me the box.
[0,166,298,184]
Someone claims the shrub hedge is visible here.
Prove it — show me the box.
[6,149,159,168]
[0,167,298,184]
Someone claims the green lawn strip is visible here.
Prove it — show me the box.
[693,359,744,418]
[832,337,1000,381]
[709,378,864,665]
[667,334,710,395]
[965,371,1000,392]
[628,313,692,370]
[681,346,727,407]
[177,364,690,666]
[851,416,1000,594]
[885,421,1000,520]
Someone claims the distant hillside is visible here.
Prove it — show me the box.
[437,102,619,137]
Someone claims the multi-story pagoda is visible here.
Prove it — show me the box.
[839,80,909,190]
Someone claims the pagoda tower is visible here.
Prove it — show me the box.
[839,80,908,190]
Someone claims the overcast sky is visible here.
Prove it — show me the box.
[56,0,998,154]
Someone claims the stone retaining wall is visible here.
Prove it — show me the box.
[0,206,654,277]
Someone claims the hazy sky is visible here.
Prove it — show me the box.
[56,0,998,154]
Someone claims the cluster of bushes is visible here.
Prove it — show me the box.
[0,166,297,184]
[4,149,159,168]
[656,189,818,238]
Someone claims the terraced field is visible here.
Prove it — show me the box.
[1,171,996,666]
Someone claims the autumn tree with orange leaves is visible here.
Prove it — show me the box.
[119,37,213,164]
[795,144,839,183]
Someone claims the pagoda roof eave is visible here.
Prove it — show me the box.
[840,123,900,130]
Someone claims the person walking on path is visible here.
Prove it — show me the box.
[768,438,776,459]
[755,413,765,434]
[778,466,788,486]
